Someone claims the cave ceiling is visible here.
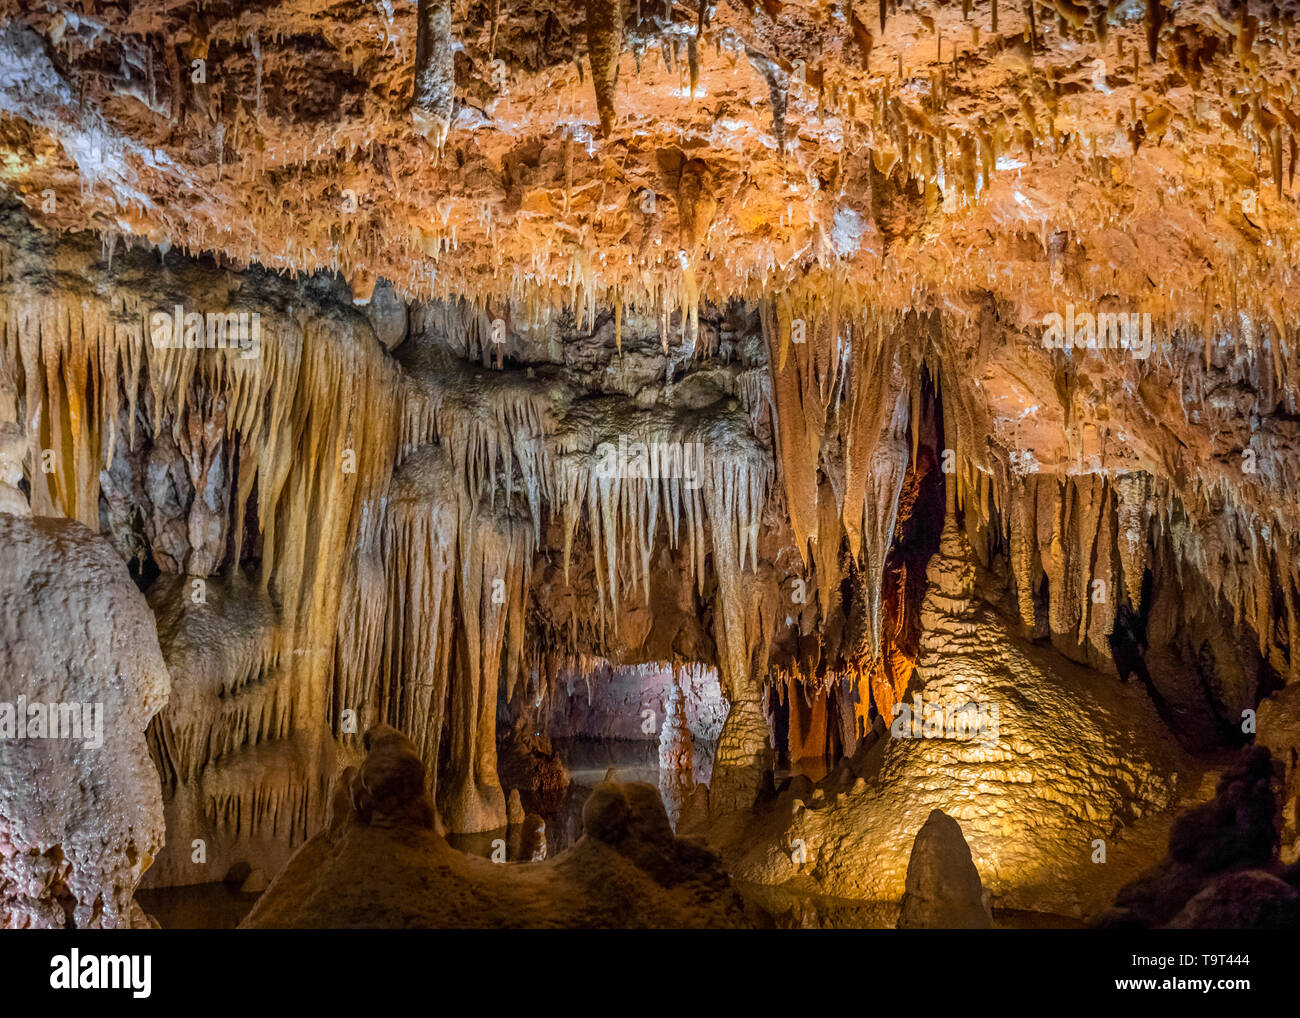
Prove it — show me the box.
[1,0,1298,333]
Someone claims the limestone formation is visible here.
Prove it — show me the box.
[717,520,1192,919]
[0,408,27,516]
[897,810,993,929]
[585,0,623,139]
[0,515,169,928]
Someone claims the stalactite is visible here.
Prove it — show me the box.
[586,0,624,138]
[1146,0,1166,64]
[1072,476,1105,646]
[745,49,788,156]
[147,574,283,785]
[445,486,533,833]
[1084,482,1119,669]
[1009,473,1037,628]
[412,0,455,153]
[0,235,404,877]
[1115,471,1152,609]
[840,323,911,661]
[764,296,822,565]
[377,444,458,776]
[700,420,772,700]
[1041,477,1069,638]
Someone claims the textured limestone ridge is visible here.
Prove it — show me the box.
[658,678,694,774]
[897,809,993,929]
[709,697,772,819]
[923,517,978,612]
[242,725,748,928]
[0,515,170,928]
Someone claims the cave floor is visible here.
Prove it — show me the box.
[450,738,692,858]
[137,883,261,931]
[139,738,1089,929]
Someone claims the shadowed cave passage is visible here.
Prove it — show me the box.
[4,0,1300,936]
[769,365,946,781]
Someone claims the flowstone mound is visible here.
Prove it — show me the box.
[718,520,1195,919]
[0,514,170,928]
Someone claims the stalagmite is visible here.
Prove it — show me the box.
[658,676,694,774]
[1,515,170,928]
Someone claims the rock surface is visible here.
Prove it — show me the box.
[10,2,1300,369]
[0,416,28,516]
[1097,746,1287,929]
[0,515,170,928]
[1165,871,1300,930]
[897,810,992,929]
[1257,685,1300,865]
[241,725,748,928]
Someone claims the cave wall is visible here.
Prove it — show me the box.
[2,192,1298,899]
[0,208,781,880]
[543,660,726,750]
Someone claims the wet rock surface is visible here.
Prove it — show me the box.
[242,726,748,928]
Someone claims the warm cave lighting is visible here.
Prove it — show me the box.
[0,0,1295,1005]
